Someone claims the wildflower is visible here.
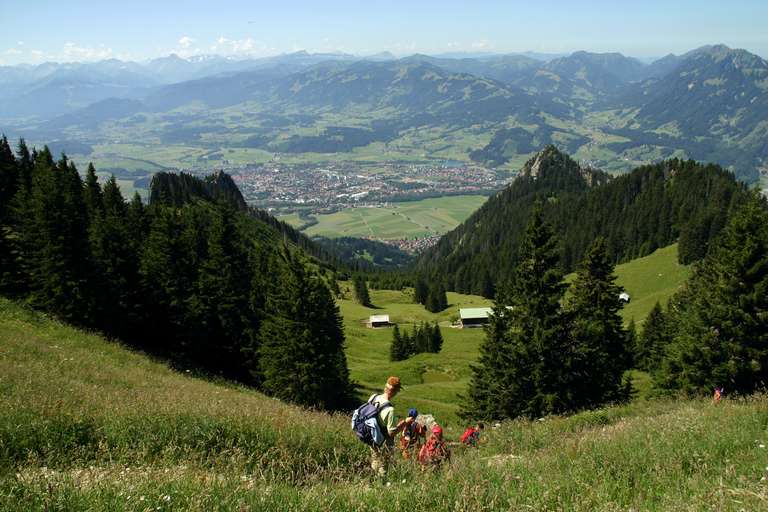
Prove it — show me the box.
[140,496,145,501]
[163,495,171,502]
[760,444,765,449]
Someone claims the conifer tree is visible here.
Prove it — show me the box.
[429,322,444,353]
[139,205,194,351]
[657,193,768,394]
[425,282,448,313]
[636,302,668,372]
[3,139,36,296]
[390,324,407,361]
[187,204,255,380]
[462,205,568,419]
[89,176,140,337]
[259,250,352,410]
[353,275,371,307]
[83,163,103,220]
[26,151,92,324]
[0,136,18,293]
[566,237,631,409]
[413,276,428,305]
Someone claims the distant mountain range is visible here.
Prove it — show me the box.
[1,45,766,182]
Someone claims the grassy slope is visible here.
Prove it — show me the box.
[3,298,768,511]
[281,195,488,240]
[612,243,691,325]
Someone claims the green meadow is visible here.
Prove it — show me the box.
[343,243,691,425]
[283,195,488,239]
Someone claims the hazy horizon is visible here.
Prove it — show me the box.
[2,0,766,66]
[1,43,765,68]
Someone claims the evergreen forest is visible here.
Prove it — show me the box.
[0,136,353,411]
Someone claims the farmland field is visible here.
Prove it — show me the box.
[282,195,488,240]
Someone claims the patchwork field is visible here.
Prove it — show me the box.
[283,195,488,240]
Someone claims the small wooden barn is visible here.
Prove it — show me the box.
[367,314,391,328]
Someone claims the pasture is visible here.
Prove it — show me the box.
[284,195,488,239]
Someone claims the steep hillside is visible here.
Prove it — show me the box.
[3,296,768,511]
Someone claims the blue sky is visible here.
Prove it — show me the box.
[1,0,766,65]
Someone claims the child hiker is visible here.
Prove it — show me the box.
[460,422,485,447]
[399,408,427,460]
[418,424,451,469]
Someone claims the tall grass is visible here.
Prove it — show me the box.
[4,295,768,510]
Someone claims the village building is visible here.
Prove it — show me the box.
[459,307,494,328]
[619,292,631,303]
[367,314,391,328]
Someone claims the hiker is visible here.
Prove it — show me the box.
[399,408,427,460]
[418,424,451,469]
[714,387,724,403]
[369,376,413,478]
[459,422,485,447]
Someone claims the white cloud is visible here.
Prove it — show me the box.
[211,36,258,55]
[62,42,113,61]
[178,36,195,49]
[470,40,493,50]
[5,48,22,56]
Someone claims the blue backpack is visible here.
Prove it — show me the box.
[351,395,392,446]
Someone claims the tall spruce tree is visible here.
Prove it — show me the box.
[428,322,444,353]
[636,302,668,372]
[413,276,428,305]
[566,237,631,409]
[187,203,255,380]
[26,152,92,324]
[425,282,448,313]
[353,275,371,307]
[390,324,407,361]
[462,205,568,420]
[259,250,352,410]
[88,176,134,335]
[657,193,768,394]
[83,163,103,220]
[0,136,18,293]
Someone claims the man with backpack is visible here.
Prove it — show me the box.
[361,376,413,479]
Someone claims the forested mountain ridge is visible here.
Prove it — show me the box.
[416,146,749,296]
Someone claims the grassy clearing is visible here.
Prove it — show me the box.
[346,244,690,425]
[3,297,768,510]
[286,195,488,240]
[613,244,691,325]
[339,287,491,424]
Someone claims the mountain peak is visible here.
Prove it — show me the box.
[522,146,609,187]
[521,145,570,177]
